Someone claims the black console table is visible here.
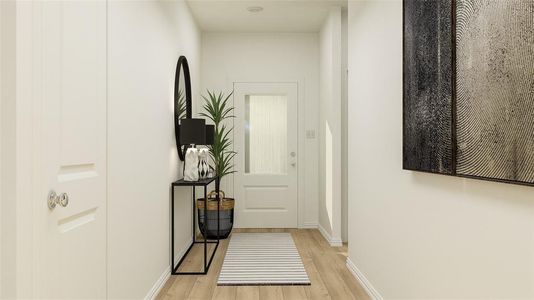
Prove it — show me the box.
[171,177,220,275]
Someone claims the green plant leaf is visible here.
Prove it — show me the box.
[201,89,236,181]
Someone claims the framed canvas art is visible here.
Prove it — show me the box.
[403,0,534,186]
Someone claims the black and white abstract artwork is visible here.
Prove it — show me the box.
[456,0,534,183]
[403,0,534,185]
[403,0,453,174]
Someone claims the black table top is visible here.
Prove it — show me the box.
[172,177,217,186]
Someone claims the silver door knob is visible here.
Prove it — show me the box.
[291,163,296,167]
[48,191,69,210]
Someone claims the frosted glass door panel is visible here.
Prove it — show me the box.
[245,95,287,174]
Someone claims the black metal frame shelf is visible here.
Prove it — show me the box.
[171,177,220,275]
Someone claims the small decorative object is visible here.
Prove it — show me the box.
[198,148,210,179]
[184,148,199,181]
[180,118,206,182]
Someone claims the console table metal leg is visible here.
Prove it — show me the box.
[203,185,207,273]
[171,186,174,274]
[192,187,196,243]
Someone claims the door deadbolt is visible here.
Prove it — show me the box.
[48,191,69,210]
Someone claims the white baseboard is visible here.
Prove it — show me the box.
[144,238,193,300]
[300,221,318,229]
[144,265,170,300]
[317,223,343,246]
[345,257,383,300]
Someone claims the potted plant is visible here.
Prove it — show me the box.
[197,90,236,239]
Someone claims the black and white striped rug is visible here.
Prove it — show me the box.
[217,233,311,285]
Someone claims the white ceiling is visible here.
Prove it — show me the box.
[187,0,347,33]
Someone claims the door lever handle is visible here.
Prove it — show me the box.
[48,191,69,210]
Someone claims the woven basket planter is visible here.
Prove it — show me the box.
[197,190,234,239]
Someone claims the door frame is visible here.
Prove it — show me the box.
[218,77,307,228]
[2,1,40,297]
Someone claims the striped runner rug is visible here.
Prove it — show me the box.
[217,233,311,285]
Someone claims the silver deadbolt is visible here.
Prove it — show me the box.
[48,190,69,210]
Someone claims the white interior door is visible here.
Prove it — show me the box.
[234,83,298,228]
[34,2,107,298]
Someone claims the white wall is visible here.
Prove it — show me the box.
[0,2,5,297]
[107,1,201,298]
[0,2,16,297]
[318,7,343,245]
[347,1,534,298]
[0,3,36,297]
[0,2,4,295]
[201,32,320,228]
[341,8,348,243]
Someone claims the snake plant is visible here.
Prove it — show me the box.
[199,90,236,184]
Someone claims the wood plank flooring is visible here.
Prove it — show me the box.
[157,229,370,300]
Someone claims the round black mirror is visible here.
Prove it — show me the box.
[174,56,192,161]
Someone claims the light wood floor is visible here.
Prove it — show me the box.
[157,229,370,300]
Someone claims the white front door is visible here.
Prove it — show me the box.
[234,83,298,228]
[33,2,107,298]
